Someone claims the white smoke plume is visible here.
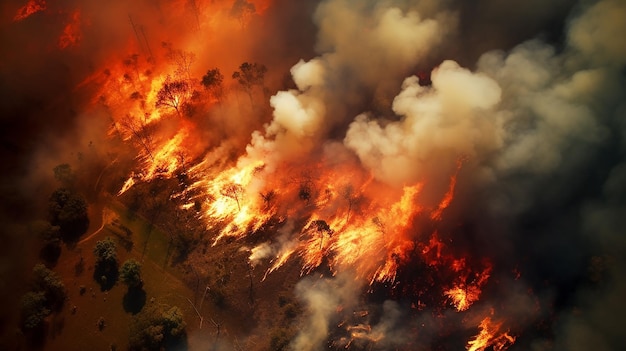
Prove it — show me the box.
[290,272,362,351]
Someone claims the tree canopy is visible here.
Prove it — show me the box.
[120,259,143,288]
[32,264,66,311]
[129,303,187,350]
[48,188,89,241]
[93,237,119,290]
[20,291,50,330]
[201,68,224,101]
[232,62,266,92]
[94,237,118,266]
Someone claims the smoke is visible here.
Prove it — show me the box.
[257,0,626,349]
[345,60,502,186]
[290,272,362,351]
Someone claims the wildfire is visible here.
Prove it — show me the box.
[13,0,46,21]
[62,1,526,350]
[467,315,516,351]
[58,10,81,49]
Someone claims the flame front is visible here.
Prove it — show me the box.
[57,1,523,349]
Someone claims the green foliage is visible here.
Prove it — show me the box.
[49,187,89,241]
[32,264,66,311]
[93,237,119,290]
[37,222,62,264]
[20,291,50,330]
[94,237,117,265]
[201,68,224,100]
[120,259,142,288]
[129,303,187,350]
[232,62,267,91]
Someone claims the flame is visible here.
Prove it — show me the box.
[66,1,522,349]
[13,0,46,21]
[58,10,81,49]
[467,315,516,351]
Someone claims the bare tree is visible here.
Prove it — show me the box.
[221,184,243,211]
[120,114,155,161]
[342,184,363,223]
[163,42,196,81]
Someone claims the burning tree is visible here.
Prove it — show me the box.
[221,183,243,211]
[155,77,190,116]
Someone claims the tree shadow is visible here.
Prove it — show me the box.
[39,240,61,267]
[74,257,84,276]
[164,332,188,351]
[123,287,147,315]
[22,323,47,350]
[93,263,118,291]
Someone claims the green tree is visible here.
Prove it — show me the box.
[94,237,117,266]
[37,222,62,264]
[201,68,224,102]
[120,259,142,288]
[129,304,187,350]
[93,237,119,290]
[32,264,66,311]
[232,62,266,105]
[20,291,50,330]
[49,188,89,241]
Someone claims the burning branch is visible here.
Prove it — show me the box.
[221,184,243,212]
[155,77,190,116]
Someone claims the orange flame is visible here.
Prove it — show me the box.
[467,316,516,351]
[58,10,81,49]
[13,0,46,21]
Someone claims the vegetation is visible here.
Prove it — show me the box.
[93,237,119,290]
[38,222,62,265]
[20,291,50,330]
[120,259,143,288]
[129,303,187,350]
[155,77,190,116]
[32,264,67,311]
[232,61,267,104]
[48,187,89,242]
[19,265,67,332]
[201,68,224,101]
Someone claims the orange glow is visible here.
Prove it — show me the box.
[58,10,81,49]
[467,315,516,351]
[431,158,463,220]
[445,263,492,311]
[13,0,46,21]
